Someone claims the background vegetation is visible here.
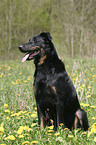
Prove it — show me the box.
[0,58,96,144]
[0,0,96,144]
[0,0,96,59]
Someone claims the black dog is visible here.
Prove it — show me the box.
[19,32,89,131]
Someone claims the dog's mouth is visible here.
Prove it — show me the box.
[22,48,41,63]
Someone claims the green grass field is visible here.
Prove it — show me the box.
[0,58,96,145]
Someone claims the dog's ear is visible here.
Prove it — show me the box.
[40,32,52,41]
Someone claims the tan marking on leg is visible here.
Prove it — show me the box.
[74,116,78,129]
[50,86,57,94]
[40,113,44,130]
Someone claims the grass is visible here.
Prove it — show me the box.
[0,57,96,145]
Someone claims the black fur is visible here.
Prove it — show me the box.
[19,32,89,131]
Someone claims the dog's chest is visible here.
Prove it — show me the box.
[33,77,57,106]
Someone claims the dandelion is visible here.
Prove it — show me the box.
[80,103,90,107]
[31,114,37,118]
[64,128,69,131]
[8,73,11,76]
[68,135,74,138]
[31,123,37,127]
[6,116,9,120]
[94,137,96,142]
[4,104,8,108]
[92,117,95,120]
[23,126,32,132]
[90,105,96,109]
[0,127,4,132]
[54,132,60,136]
[86,95,91,98]
[11,81,16,85]
[48,130,53,133]
[4,109,10,113]
[91,128,96,133]
[23,80,27,83]
[18,135,24,138]
[82,132,86,135]
[7,66,11,70]
[87,131,92,137]
[17,126,24,134]
[92,68,95,70]
[31,141,38,144]
[48,125,54,130]
[22,141,29,145]
[4,135,15,140]
[19,73,22,75]
[60,123,64,126]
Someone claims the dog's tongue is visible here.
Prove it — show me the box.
[22,54,29,63]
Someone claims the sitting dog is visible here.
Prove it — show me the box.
[19,32,89,131]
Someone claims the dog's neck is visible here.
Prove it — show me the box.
[34,51,65,82]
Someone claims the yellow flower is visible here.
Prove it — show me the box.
[64,128,69,131]
[22,141,29,145]
[23,80,27,83]
[31,141,38,144]
[94,137,96,142]
[48,130,53,133]
[11,81,16,85]
[4,135,15,140]
[31,114,37,118]
[1,123,4,127]
[80,103,90,107]
[48,125,54,130]
[19,73,22,75]
[8,73,11,76]
[68,135,74,138]
[31,123,37,127]
[6,116,9,120]
[0,127,4,132]
[91,128,96,133]
[82,132,86,135]
[7,66,11,70]
[17,126,24,134]
[92,117,95,120]
[54,132,60,136]
[60,123,64,126]
[0,73,3,77]
[4,104,8,108]
[90,105,96,109]
[92,68,95,70]
[23,126,32,132]
[18,134,24,138]
[87,131,92,137]
[86,95,91,98]
[5,110,10,113]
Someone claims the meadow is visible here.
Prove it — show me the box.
[0,58,96,145]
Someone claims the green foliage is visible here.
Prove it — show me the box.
[0,0,96,58]
[0,58,96,144]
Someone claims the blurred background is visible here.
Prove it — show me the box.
[0,0,96,60]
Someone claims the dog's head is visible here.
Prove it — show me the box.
[19,32,53,64]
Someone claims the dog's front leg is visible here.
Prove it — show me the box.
[56,103,64,127]
[37,104,44,130]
